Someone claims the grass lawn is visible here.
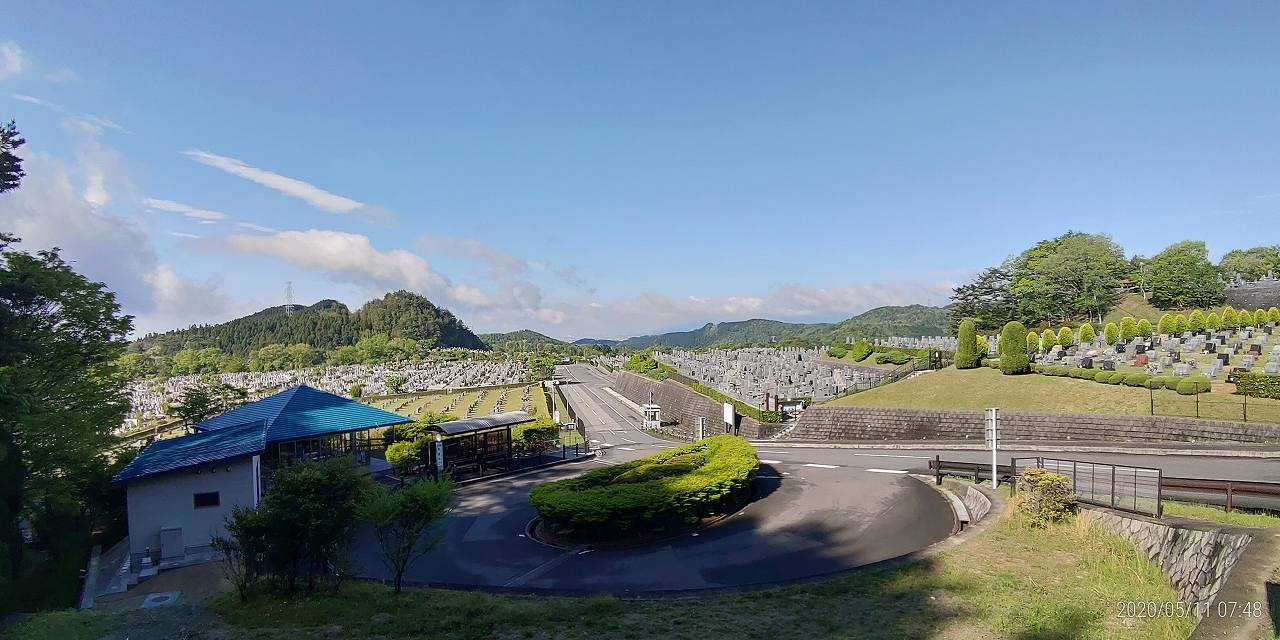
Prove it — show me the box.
[1162,502,1280,528]
[10,511,1193,640]
[827,366,1280,422]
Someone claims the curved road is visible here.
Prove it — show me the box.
[350,364,957,593]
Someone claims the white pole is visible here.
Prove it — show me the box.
[987,407,999,489]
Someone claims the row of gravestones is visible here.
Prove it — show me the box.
[873,336,958,351]
[656,347,886,406]
[1035,325,1279,379]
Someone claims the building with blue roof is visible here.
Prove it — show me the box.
[114,385,410,569]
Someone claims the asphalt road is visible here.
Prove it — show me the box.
[350,365,958,593]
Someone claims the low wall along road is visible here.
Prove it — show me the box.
[790,406,1280,444]
[613,371,783,439]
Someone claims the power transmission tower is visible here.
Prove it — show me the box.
[285,281,296,316]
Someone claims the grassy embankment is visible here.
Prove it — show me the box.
[11,510,1194,640]
[828,366,1280,422]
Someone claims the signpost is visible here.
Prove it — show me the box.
[985,407,1000,488]
[722,402,735,434]
[434,433,445,473]
[696,416,705,441]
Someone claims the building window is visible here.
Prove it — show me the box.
[193,492,220,508]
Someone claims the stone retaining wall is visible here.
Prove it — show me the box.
[1079,507,1253,621]
[960,484,991,522]
[613,372,782,439]
[790,405,1280,443]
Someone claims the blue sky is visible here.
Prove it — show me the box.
[2,2,1278,339]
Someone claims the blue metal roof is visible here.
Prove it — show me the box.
[115,385,410,484]
[112,420,265,484]
[195,385,410,443]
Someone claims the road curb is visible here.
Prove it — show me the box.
[748,440,1280,458]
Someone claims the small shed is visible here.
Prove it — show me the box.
[424,411,535,477]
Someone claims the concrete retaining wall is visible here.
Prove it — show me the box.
[613,372,783,439]
[790,405,1280,443]
[1079,507,1252,622]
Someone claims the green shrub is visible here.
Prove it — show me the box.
[1078,323,1096,344]
[1123,373,1150,387]
[529,435,758,539]
[955,319,979,369]
[1254,309,1268,326]
[1162,377,1181,391]
[1136,318,1153,337]
[1172,314,1188,334]
[826,345,848,359]
[1094,370,1112,383]
[1057,326,1074,347]
[1176,375,1211,395]
[1222,306,1239,328]
[385,440,424,475]
[849,341,873,362]
[876,350,913,365]
[1103,322,1119,345]
[612,462,698,484]
[1157,314,1173,335]
[998,321,1030,375]
[1049,366,1069,376]
[1187,309,1205,333]
[690,382,780,423]
[1144,376,1167,390]
[1071,369,1094,380]
[1039,328,1056,351]
[1014,467,1076,527]
[1026,331,1040,353]
[1235,372,1280,399]
[1107,372,1125,385]
[981,358,1000,369]
[512,423,560,455]
[1119,316,1138,342]
[1269,307,1280,324]
[1206,312,1221,331]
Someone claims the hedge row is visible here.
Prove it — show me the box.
[1235,372,1280,399]
[850,341,874,362]
[690,381,782,423]
[529,435,758,539]
[1031,364,1211,394]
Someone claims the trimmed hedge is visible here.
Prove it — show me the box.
[955,319,979,369]
[690,381,781,423]
[1235,372,1280,399]
[1144,376,1167,390]
[998,321,1030,375]
[1107,372,1126,385]
[1123,372,1150,387]
[529,435,758,539]
[850,341,873,362]
[1176,375,1212,395]
[1093,370,1112,383]
[876,350,914,365]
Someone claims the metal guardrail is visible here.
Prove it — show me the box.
[933,455,1280,516]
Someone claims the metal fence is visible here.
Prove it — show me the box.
[1012,456,1164,517]
[1150,390,1280,423]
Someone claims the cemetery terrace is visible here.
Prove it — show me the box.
[654,347,888,407]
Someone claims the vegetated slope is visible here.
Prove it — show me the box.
[571,337,620,346]
[480,329,568,351]
[131,290,487,355]
[618,305,951,349]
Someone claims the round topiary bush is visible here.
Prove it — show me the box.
[1050,366,1069,376]
[1107,372,1125,384]
[529,435,758,539]
[1176,375,1212,395]
[1163,377,1182,391]
[1094,370,1112,383]
[1072,369,1094,380]
[955,318,979,369]
[1123,372,1150,387]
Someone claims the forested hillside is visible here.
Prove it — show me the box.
[131,291,486,356]
[480,329,568,351]
[614,305,951,349]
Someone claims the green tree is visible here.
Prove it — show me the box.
[1026,331,1039,353]
[357,475,455,594]
[1172,314,1188,335]
[998,321,1031,375]
[1269,307,1280,324]
[0,235,132,612]
[948,266,1016,331]
[386,375,408,394]
[1222,306,1239,328]
[171,382,248,426]
[0,121,24,194]
[1219,246,1280,282]
[1078,323,1096,344]
[1103,322,1119,345]
[1254,309,1268,326]
[1187,309,1206,333]
[1039,328,1057,351]
[1156,314,1173,335]
[1057,326,1074,347]
[1136,318,1153,338]
[1007,232,1130,325]
[349,384,363,398]
[1206,312,1221,331]
[954,319,979,369]
[1146,241,1224,309]
[1118,317,1138,342]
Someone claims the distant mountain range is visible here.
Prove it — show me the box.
[132,291,487,355]
[478,329,569,351]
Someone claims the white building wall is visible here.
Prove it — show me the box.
[125,456,257,565]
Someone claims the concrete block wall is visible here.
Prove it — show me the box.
[789,405,1280,443]
[613,372,781,439]
[1079,507,1252,621]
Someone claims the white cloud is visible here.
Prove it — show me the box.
[222,229,453,296]
[61,118,129,208]
[144,197,228,220]
[11,93,55,108]
[169,232,201,239]
[182,149,381,218]
[418,234,591,289]
[234,221,277,233]
[0,152,228,335]
[0,42,24,82]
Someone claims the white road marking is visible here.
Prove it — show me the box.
[803,463,839,469]
[590,439,600,443]
[756,450,792,455]
[757,474,784,479]
[618,447,637,451]
[852,453,934,460]
[758,459,783,464]
[865,468,909,474]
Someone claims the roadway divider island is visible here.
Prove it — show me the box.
[529,435,759,542]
